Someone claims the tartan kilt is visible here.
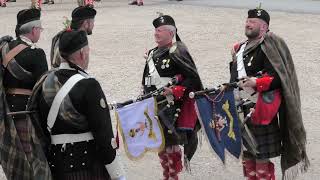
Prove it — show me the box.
[51,163,110,180]
[7,95,32,154]
[1,94,52,180]
[243,116,282,160]
[157,101,188,147]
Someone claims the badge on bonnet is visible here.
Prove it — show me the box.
[160,17,164,23]
[257,10,262,16]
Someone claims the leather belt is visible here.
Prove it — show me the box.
[6,88,32,96]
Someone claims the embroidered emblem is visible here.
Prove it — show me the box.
[257,10,262,16]
[100,98,107,108]
[160,17,165,23]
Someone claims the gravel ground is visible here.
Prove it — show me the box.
[0,0,319,179]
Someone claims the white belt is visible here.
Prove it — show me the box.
[51,132,94,145]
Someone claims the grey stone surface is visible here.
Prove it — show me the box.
[0,0,319,179]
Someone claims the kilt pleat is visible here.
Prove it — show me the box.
[53,161,110,180]
[244,117,282,159]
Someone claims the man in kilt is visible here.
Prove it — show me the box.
[142,14,203,180]
[229,8,309,180]
[31,30,126,180]
[0,8,51,179]
[50,5,96,68]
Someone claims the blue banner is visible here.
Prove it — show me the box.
[195,89,241,163]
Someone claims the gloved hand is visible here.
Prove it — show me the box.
[0,35,13,43]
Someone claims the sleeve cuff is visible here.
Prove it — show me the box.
[256,76,274,92]
[171,85,186,100]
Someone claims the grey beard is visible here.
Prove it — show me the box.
[245,29,260,39]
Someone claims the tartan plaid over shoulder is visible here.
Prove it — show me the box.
[0,45,52,179]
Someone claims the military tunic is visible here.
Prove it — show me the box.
[142,43,202,148]
[230,42,282,159]
[38,65,116,179]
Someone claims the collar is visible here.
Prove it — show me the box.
[59,62,89,77]
[19,35,37,49]
[59,62,75,70]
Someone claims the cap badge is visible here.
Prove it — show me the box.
[160,17,165,23]
[257,10,262,16]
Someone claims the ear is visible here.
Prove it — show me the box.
[265,24,269,31]
[83,20,89,28]
[169,31,174,38]
[80,48,85,60]
[31,27,36,36]
[262,22,269,32]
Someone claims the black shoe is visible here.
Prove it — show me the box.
[128,0,137,5]
[42,1,49,4]
[7,0,16,2]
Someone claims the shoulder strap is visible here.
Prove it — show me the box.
[2,44,28,67]
[47,73,86,132]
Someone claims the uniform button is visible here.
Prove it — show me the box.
[84,151,87,154]
[70,165,73,168]
[53,153,55,156]
[51,165,55,167]
[70,153,73,156]
[11,105,14,107]
[82,163,85,166]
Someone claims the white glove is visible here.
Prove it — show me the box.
[105,153,126,180]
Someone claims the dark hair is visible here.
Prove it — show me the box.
[71,19,85,30]
[61,54,86,74]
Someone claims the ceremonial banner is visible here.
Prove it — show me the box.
[195,89,241,163]
[116,97,164,159]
